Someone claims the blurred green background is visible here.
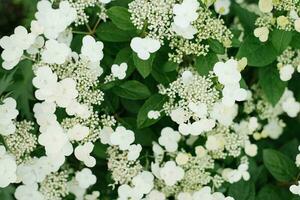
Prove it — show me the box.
[0,0,37,36]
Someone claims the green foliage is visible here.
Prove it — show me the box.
[112,80,151,100]
[259,65,287,106]
[270,29,293,54]
[263,149,298,182]
[236,36,278,67]
[228,180,255,200]
[137,94,167,128]
[96,22,136,42]
[133,53,155,78]
[107,6,135,31]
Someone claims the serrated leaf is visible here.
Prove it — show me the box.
[237,36,277,67]
[259,66,287,106]
[112,80,151,100]
[232,3,257,32]
[271,29,293,54]
[107,6,135,31]
[133,52,155,78]
[263,149,298,182]
[137,94,167,128]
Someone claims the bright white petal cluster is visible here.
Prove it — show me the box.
[75,168,97,189]
[15,183,44,200]
[130,37,161,60]
[0,97,19,136]
[0,146,17,188]
[222,164,250,183]
[110,126,135,150]
[178,187,234,200]
[41,39,71,64]
[75,142,96,167]
[214,59,247,106]
[158,127,181,152]
[159,161,184,186]
[80,35,104,63]
[111,63,128,80]
[0,26,35,69]
[173,0,199,28]
[214,0,231,15]
[35,0,77,39]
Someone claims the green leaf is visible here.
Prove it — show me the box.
[107,6,135,31]
[259,66,287,106]
[228,180,255,200]
[162,61,179,72]
[96,22,136,42]
[270,29,293,54]
[0,70,15,96]
[195,52,218,75]
[112,80,151,100]
[114,47,135,78]
[8,60,34,119]
[236,36,277,67]
[232,3,257,32]
[137,94,167,129]
[133,52,155,78]
[93,141,107,159]
[291,32,300,49]
[0,185,15,200]
[263,149,298,182]
[208,39,225,54]
[256,185,281,200]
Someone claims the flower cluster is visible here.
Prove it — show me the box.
[1,0,300,199]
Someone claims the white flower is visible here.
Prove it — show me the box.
[74,142,96,167]
[181,70,194,85]
[41,39,71,64]
[27,36,44,55]
[179,119,215,136]
[258,0,273,13]
[147,110,161,119]
[175,152,189,165]
[214,0,231,15]
[160,161,184,186]
[279,64,295,81]
[171,23,197,39]
[35,0,77,39]
[81,35,104,63]
[222,164,250,183]
[130,37,161,60]
[282,97,300,117]
[127,144,142,161]
[111,63,128,80]
[205,134,225,151]
[170,107,189,124]
[75,168,97,189]
[244,142,258,157]
[55,78,78,108]
[68,124,89,141]
[110,126,135,150]
[147,190,166,200]
[213,59,241,86]
[211,102,238,126]
[38,124,73,156]
[15,184,44,200]
[132,171,154,195]
[178,192,193,200]
[33,66,58,102]
[99,126,114,145]
[290,181,300,195]
[0,146,17,188]
[295,19,300,32]
[254,27,269,42]
[0,97,19,136]
[262,118,283,139]
[118,184,142,200]
[173,0,199,28]
[193,186,234,200]
[222,84,248,106]
[188,102,207,118]
[158,127,181,152]
[100,0,112,3]
[65,101,91,119]
[0,26,35,70]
